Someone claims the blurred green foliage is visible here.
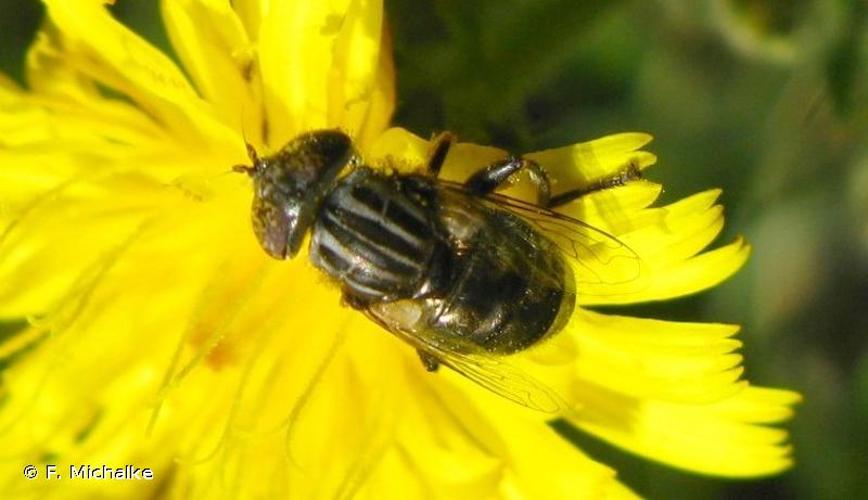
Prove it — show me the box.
[1,0,866,498]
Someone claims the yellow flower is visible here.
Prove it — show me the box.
[0,0,798,498]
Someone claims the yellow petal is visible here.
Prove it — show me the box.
[230,0,267,40]
[5,48,162,158]
[354,23,396,151]
[526,133,657,195]
[41,0,236,147]
[566,383,799,477]
[560,181,665,236]
[419,368,638,499]
[547,309,747,404]
[0,187,160,316]
[368,126,439,172]
[579,190,750,305]
[162,0,263,143]
[635,237,750,302]
[258,0,388,147]
[329,0,388,143]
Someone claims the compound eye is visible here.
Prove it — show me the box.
[280,129,355,178]
[310,129,353,157]
[250,191,290,259]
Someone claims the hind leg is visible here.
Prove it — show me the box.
[426,132,552,207]
[463,155,552,207]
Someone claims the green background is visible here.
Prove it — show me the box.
[1,0,866,498]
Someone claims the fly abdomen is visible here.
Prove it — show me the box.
[309,167,450,302]
[428,196,575,354]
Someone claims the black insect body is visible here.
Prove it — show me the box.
[235,130,641,411]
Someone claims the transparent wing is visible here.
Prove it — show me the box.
[436,180,647,299]
[365,310,565,414]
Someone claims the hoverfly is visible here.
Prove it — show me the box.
[234,130,643,413]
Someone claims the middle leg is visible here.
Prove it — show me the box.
[426,131,456,178]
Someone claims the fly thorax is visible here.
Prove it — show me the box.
[308,168,446,302]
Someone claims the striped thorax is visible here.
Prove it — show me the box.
[310,167,452,302]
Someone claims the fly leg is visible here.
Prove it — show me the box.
[464,156,552,207]
[426,131,552,207]
[547,160,643,208]
[416,350,440,372]
[426,133,641,208]
[425,131,456,178]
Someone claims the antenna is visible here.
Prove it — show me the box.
[232,105,260,176]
